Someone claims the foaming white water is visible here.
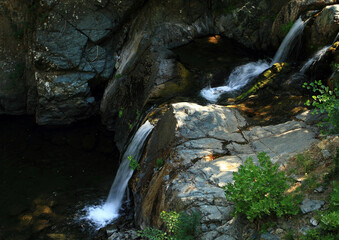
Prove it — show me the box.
[272,17,306,64]
[81,202,119,229]
[300,45,330,73]
[82,121,154,229]
[200,60,270,102]
[201,17,307,102]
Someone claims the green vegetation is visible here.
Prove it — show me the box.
[138,211,201,240]
[281,21,294,36]
[303,80,339,134]
[295,153,316,174]
[115,73,121,80]
[118,107,124,118]
[128,155,140,171]
[224,152,299,221]
[302,181,339,240]
[156,158,164,170]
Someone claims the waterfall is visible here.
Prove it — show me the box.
[82,121,154,228]
[201,17,307,103]
[272,17,306,64]
[300,45,330,73]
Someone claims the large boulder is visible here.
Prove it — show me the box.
[271,0,337,48]
[32,0,141,124]
[132,102,319,239]
[35,72,96,124]
[309,5,339,47]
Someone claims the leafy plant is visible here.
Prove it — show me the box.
[303,80,339,134]
[118,107,124,118]
[281,21,294,36]
[138,211,201,240]
[156,158,164,169]
[128,155,140,171]
[224,152,299,221]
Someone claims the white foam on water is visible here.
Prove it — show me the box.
[81,203,119,229]
[200,60,270,102]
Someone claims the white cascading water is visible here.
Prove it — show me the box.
[300,45,330,73]
[201,60,270,102]
[201,17,307,103]
[82,121,154,228]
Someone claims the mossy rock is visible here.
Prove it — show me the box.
[235,63,289,102]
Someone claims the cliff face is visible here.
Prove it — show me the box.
[0,0,338,141]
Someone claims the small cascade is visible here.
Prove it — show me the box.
[300,45,330,73]
[272,17,306,64]
[201,17,307,103]
[82,121,154,228]
[200,60,270,102]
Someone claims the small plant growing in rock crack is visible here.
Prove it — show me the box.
[303,80,339,134]
[118,107,124,118]
[224,152,300,221]
[156,158,164,170]
[128,155,140,171]
[115,73,121,80]
[138,211,201,240]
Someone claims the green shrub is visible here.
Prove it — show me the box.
[128,155,140,171]
[138,211,201,240]
[224,152,299,221]
[303,80,339,134]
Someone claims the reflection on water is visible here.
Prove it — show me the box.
[0,116,119,240]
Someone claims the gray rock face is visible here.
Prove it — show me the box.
[261,233,281,240]
[135,102,319,240]
[0,4,27,115]
[35,16,88,69]
[36,72,96,124]
[215,0,289,50]
[310,4,339,46]
[300,199,325,214]
[32,0,137,124]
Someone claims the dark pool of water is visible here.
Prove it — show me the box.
[0,115,120,240]
[173,36,262,87]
